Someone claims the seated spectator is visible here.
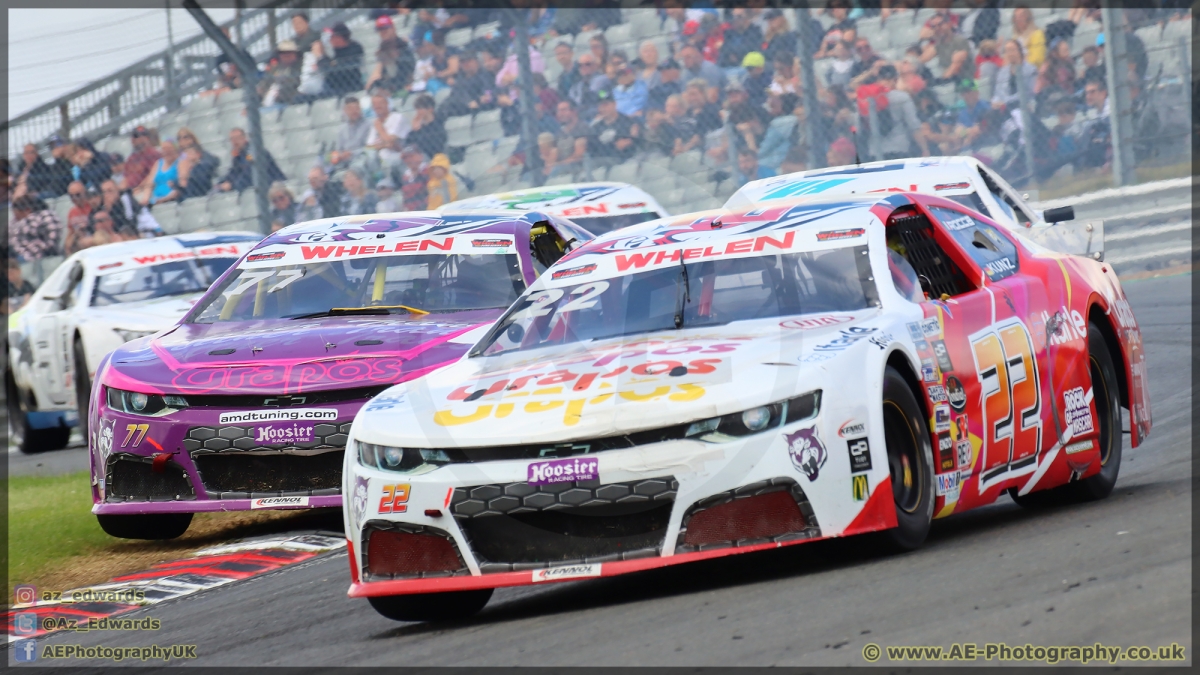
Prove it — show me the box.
[920,13,972,84]
[848,38,883,83]
[8,257,36,310]
[268,182,298,231]
[637,41,662,88]
[1077,46,1105,90]
[589,34,610,74]
[259,41,303,107]
[298,165,344,220]
[99,179,142,238]
[552,5,622,36]
[826,135,857,167]
[330,96,370,169]
[588,89,639,165]
[425,29,461,93]
[425,153,459,209]
[728,100,767,156]
[975,38,1004,85]
[769,53,799,96]
[758,94,803,173]
[134,139,185,205]
[897,52,930,95]
[663,94,701,156]
[532,74,562,133]
[819,0,858,52]
[737,149,773,182]
[437,51,487,118]
[318,23,365,99]
[176,128,219,198]
[648,59,684,112]
[562,52,606,118]
[553,99,591,174]
[63,181,93,255]
[395,146,429,211]
[720,9,763,72]
[613,67,648,118]
[826,40,857,91]
[678,44,725,92]
[15,143,59,200]
[291,11,318,54]
[366,17,415,93]
[955,79,993,148]
[760,9,798,66]
[406,94,446,159]
[553,41,581,97]
[216,128,286,192]
[79,209,135,249]
[1010,5,1046,67]
[69,139,112,191]
[366,92,411,169]
[741,52,772,109]
[375,177,400,211]
[915,91,959,154]
[962,0,1000,46]
[1037,38,1077,109]
[877,64,929,159]
[991,40,1037,111]
[684,78,722,137]
[10,195,63,263]
[124,126,162,194]
[339,168,378,216]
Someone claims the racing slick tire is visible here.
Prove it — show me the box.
[877,365,935,552]
[6,369,71,454]
[73,338,91,440]
[1013,322,1123,507]
[368,589,494,622]
[96,513,194,540]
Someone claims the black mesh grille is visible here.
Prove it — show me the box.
[890,212,972,298]
[183,422,352,454]
[192,451,344,498]
[106,454,195,502]
[675,477,821,553]
[452,477,676,573]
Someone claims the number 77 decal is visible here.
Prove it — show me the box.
[970,318,1043,492]
[122,423,150,448]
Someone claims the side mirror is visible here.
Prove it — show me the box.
[1043,206,1075,224]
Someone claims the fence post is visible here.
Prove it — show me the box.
[59,102,70,139]
[794,2,824,169]
[511,10,543,186]
[866,98,880,161]
[1014,60,1038,188]
[165,2,179,112]
[184,0,270,234]
[1100,4,1136,187]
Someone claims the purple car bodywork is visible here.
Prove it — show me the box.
[89,211,590,515]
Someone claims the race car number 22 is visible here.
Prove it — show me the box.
[378,484,411,514]
[970,319,1042,488]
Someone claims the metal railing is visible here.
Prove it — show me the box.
[3,0,364,155]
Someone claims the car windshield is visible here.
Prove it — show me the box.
[472,246,878,357]
[568,211,663,236]
[91,257,238,307]
[190,252,525,323]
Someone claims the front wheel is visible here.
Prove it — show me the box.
[7,370,71,454]
[878,365,935,552]
[368,589,494,622]
[96,513,193,540]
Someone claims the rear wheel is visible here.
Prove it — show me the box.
[1013,322,1122,507]
[96,513,193,540]
[368,589,494,622]
[73,338,91,440]
[878,366,935,551]
[7,369,71,454]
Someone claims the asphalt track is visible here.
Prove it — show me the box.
[19,272,1190,667]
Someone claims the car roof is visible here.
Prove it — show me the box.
[725,156,982,210]
[444,182,667,218]
[260,210,552,247]
[80,232,261,269]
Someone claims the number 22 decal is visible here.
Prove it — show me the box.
[378,484,410,514]
[122,423,150,448]
[970,318,1042,491]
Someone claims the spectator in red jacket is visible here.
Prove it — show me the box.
[124,126,162,193]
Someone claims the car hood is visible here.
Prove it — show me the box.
[84,293,202,330]
[100,309,501,396]
[353,310,886,447]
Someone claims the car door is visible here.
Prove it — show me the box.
[33,261,87,406]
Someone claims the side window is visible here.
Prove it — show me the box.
[929,206,1019,282]
[978,167,1032,226]
[60,263,86,310]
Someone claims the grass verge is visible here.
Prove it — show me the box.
[8,471,341,602]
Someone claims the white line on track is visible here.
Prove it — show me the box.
[1106,244,1195,265]
[1106,221,1193,241]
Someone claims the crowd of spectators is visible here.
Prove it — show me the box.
[9,1,1191,282]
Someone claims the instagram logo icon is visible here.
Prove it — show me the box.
[13,585,37,607]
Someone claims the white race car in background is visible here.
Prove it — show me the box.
[726,156,1103,260]
[447,182,669,235]
[7,232,260,453]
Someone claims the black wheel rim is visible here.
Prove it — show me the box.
[884,400,923,513]
[1090,355,1113,466]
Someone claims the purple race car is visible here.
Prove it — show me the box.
[89,210,591,539]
